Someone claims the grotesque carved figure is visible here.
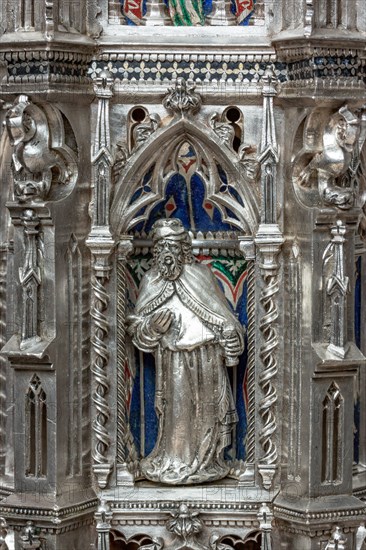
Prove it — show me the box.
[5,95,76,202]
[127,219,244,485]
[295,105,362,209]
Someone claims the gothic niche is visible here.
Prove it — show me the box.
[25,374,47,478]
[111,95,259,482]
[321,382,344,484]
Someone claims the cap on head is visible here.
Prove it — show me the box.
[151,219,189,243]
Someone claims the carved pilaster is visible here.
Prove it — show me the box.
[255,63,283,490]
[87,238,115,489]
[87,70,116,489]
[326,221,350,358]
[91,70,114,236]
[116,237,135,485]
[19,210,41,350]
[258,70,278,226]
[258,503,273,550]
[95,500,113,550]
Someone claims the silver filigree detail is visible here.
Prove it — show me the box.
[356,522,366,550]
[163,78,201,117]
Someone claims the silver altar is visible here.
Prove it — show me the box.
[0,0,365,548]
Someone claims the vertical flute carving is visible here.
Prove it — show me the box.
[326,221,349,358]
[87,70,115,489]
[255,67,283,489]
[19,209,41,350]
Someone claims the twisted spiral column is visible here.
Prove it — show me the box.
[258,270,279,471]
[245,260,256,463]
[91,275,111,465]
[116,259,127,464]
[255,228,283,490]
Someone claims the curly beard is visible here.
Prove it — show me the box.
[157,252,183,280]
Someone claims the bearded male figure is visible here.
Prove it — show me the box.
[127,219,244,485]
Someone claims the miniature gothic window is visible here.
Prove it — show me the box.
[321,382,343,484]
[25,374,47,477]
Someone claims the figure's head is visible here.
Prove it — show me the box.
[151,219,192,280]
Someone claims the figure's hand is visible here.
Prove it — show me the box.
[149,309,174,335]
[224,334,242,358]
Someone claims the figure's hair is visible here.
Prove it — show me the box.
[153,238,193,265]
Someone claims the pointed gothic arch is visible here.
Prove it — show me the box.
[110,117,260,236]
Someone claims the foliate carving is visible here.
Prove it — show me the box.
[294,105,366,210]
[163,78,202,117]
[5,95,77,203]
[166,504,204,550]
[19,210,42,350]
[324,221,350,358]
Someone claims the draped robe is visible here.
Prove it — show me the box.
[128,262,244,485]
